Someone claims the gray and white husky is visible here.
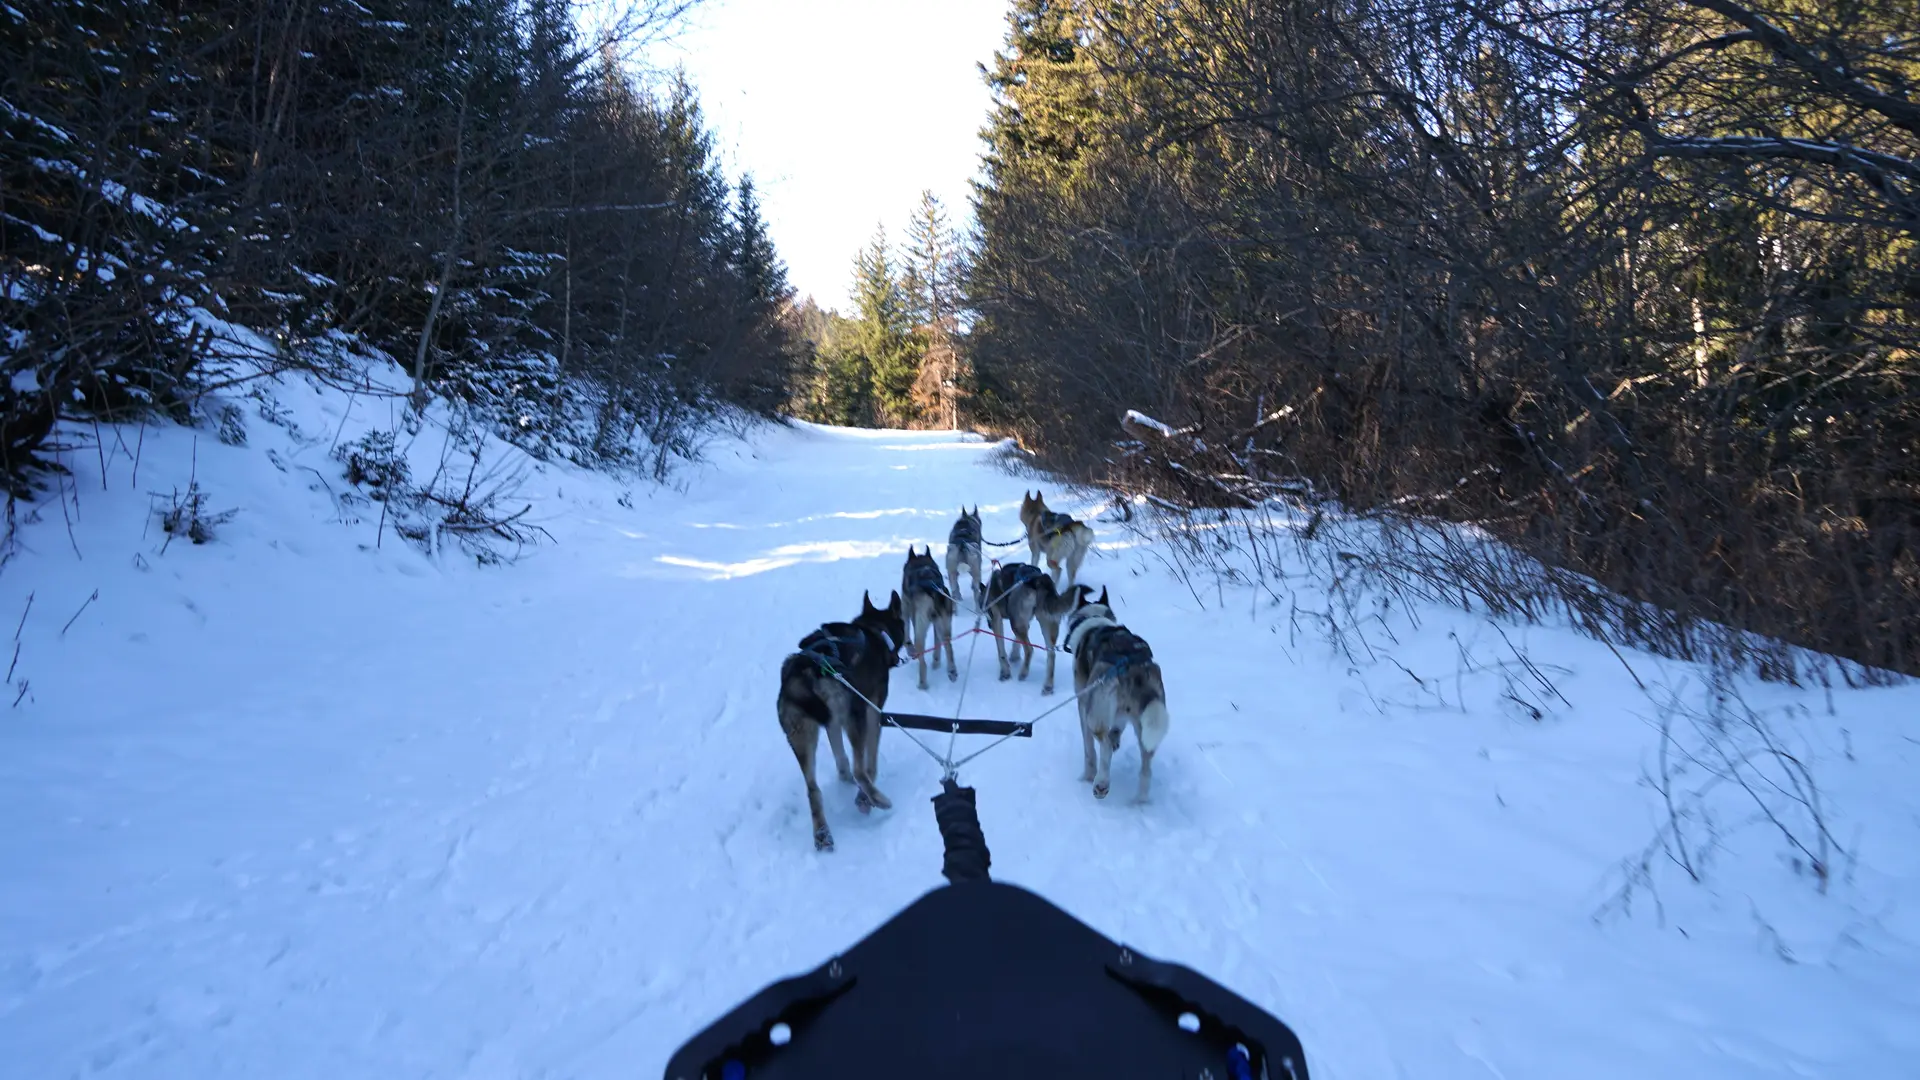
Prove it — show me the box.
[984,562,1085,695]
[777,590,906,850]
[945,505,985,608]
[901,545,957,690]
[1063,586,1170,803]
[1019,490,1095,591]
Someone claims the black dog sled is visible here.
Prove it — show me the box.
[665,780,1311,1080]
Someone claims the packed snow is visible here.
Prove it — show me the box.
[3,370,1917,1079]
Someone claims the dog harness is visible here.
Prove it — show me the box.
[1063,612,1152,675]
[1099,628,1155,672]
[1038,510,1078,542]
[801,624,899,671]
[904,561,952,600]
[999,562,1049,592]
[948,514,981,547]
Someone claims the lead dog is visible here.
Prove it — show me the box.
[945,505,985,607]
[1018,490,1095,591]
[984,562,1085,695]
[777,590,905,850]
[901,545,957,689]
[1062,586,1170,803]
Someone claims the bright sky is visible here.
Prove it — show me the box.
[654,0,1010,311]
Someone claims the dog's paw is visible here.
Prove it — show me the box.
[855,790,873,815]
[1042,684,1055,696]
[998,670,1011,682]
[1092,781,1110,800]
[948,668,958,682]
[1079,768,1095,782]
[836,769,854,784]
[814,828,835,851]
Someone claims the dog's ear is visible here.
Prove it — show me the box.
[887,589,902,612]
[1097,586,1110,607]
[862,590,876,613]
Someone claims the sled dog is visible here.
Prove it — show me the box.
[1063,586,1169,803]
[984,562,1085,695]
[901,545,957,690]
[777,590,905,850]
[945,505,985,608]
[1019,491,1095,591]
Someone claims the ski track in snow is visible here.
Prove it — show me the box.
[2,377,1918,1079]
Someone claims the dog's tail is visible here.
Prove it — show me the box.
[779,652,832,728]
[1128,665,1169,755]
[1137,697,1169,755]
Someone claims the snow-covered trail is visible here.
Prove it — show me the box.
[4,410,1917,1079]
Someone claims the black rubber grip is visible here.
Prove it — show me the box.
[931,779,991,884]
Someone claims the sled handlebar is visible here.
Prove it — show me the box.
[930,778,992,884]
[664,780,1312,1080]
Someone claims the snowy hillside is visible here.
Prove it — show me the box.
[3,375,1918,1079]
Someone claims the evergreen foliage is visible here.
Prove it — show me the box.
[1,0,799,487]
[965,0,1920,674]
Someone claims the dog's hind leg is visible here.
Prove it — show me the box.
[1039,616,1059,695]
[826,716,854,783]
[1133,696,1167,804]
[1064,540,1088,591]
[1085,686,1119,799]
[851,707,892,813]
[780,708,833,850]
[1131,721,1155,804]
[941,613,957,682]
[992,605,1013,681]
[913,611,932,691]
[1092,719,1117,800]
[1011,610,1034,681]
[1077,693,1098,783]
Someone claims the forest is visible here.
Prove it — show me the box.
[6,0,1916,672]
[959,0,1918,676]
[3,0,795,484]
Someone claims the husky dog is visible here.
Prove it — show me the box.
[1063,586,1170,803]
[945,506,985,608]
[984,562,1086,695]
[777,590,905,850]
[901,545,958,690]
[1019,490,1095,591]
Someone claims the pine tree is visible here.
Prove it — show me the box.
[850,227,920,426]
[734,175,790,311]
[904,191,964,427]
[903,191,959,326]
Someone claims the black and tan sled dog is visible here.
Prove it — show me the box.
[1063,586,1171,803]
[777,590,906,850]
